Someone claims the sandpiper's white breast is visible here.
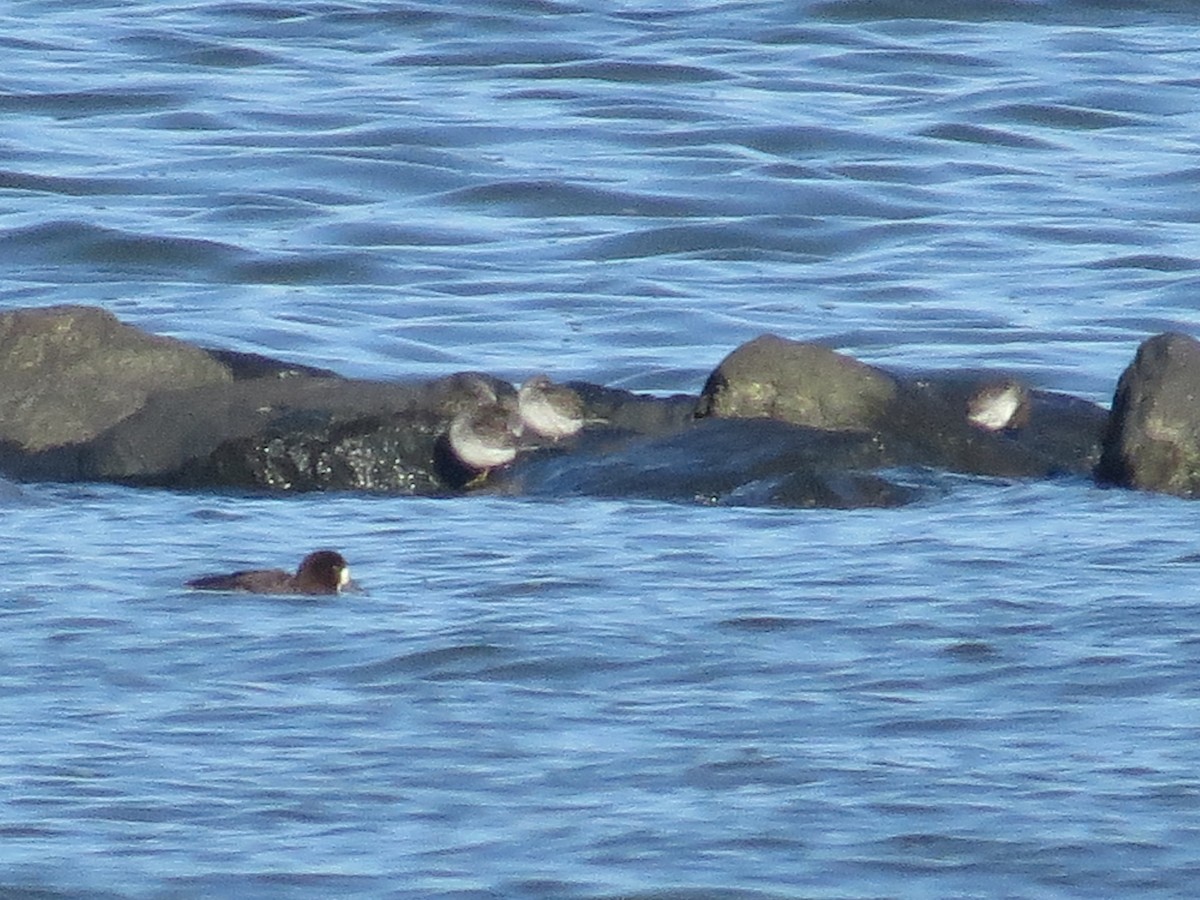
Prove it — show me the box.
[448,405,523,469]
[967,382,1027,431]
[518,374,584,440]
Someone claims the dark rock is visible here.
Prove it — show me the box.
[89,374,523,491]
[503,417,920,508]
[0,306,1117,506]
[1011,389,1108,475]
[182,408,447,494]
[1096,332,1200,497]
[881,374,1106,478]
[566,381,698,437]
[0,305,230,452]
[89,378,425,487]
[696,334,1106,481]
[203,347,341,381]
[696,333,898,430]
[0,324,527,490]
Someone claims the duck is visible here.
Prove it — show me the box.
[187,549,351,595]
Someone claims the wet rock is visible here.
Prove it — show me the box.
[92,373,525,491]
[696,335,1106,481]
[91,378,427,488]
[1096,332,1200,497]
[566,382,698,437]
[0,305,1117,506]
[0,304,231,452]
[503,417,919,509]
[1001,389,1107,476]
[696,333,898,430]
[881,374,1105,479]
[203,347,340,380]
[182,407,447,494]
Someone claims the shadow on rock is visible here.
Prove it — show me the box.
[502,417,922,509]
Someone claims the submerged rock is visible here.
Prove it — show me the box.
[503,417,920,508]
[1096,332,1200,497]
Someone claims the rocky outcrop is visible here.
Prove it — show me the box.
[0,306,521,490]
[1096,332,1200,497]
[0,304,1180,507]
[89,378,433,490]
[697,333,1107,481]
[0,306,700,494]
[0,305,231,452]
[875,374,1106,479]
[3,368,529,493]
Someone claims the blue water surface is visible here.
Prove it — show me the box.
[1,1,1200,897]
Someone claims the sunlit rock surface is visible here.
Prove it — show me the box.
[0,305,231,452]
[1097,332,1200,497]
[696,333,898,430]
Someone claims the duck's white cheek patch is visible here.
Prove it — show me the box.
[339,567,351,588]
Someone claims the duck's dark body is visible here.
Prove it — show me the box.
[187,550,349,595]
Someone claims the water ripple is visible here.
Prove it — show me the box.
[2,3,1200,896]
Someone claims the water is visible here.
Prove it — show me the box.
[2,1,1200,897]
[4,483,1200,898]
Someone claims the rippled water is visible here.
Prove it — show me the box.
[3,2,1200,897]
[6,481,1200,898]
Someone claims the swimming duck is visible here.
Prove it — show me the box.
[187,550,351,595]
